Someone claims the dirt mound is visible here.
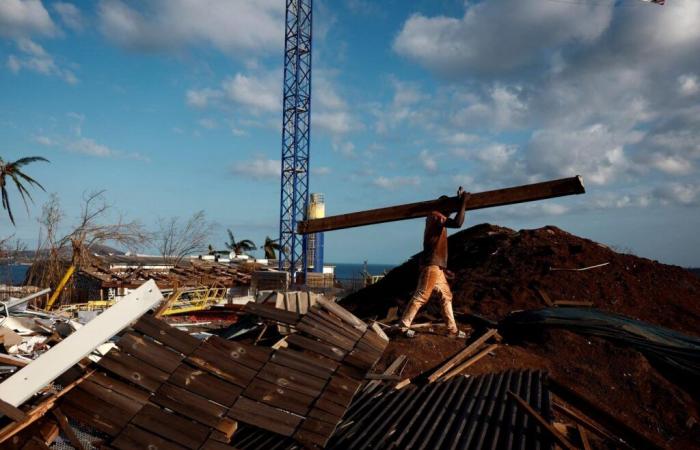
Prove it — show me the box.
[342,223,700,336]
[343,223,700,448]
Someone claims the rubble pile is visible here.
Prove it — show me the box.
[344,223,700,334]
[343,223,700,448]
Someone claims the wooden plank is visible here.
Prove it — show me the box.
[243,302,299,325]
[77,381,143,417]
[296,321,355,352]
[441,344,498,381]
[186,342,257,388]
[117,331,183,373]
[243,379,316,416]
[507,391,577,450]
[0,370,94,445]
[285,333,346,361]
[112,424,187,450]
[314,295,367,332]
[428,328,498,383]
[312,391,348,418]
[131,404,210,450]
[228,397,302,437]
[536,287,555,307]
[0,397,26,421]
[371,322,389,342]
[578,424,593,450]
[0,353,29,368]
[552,401,623,445]
[307,407,341,425]
[51,408,86,450]
[307,308,363,341]
[168,365,242,407]
[132,314,200,355]
[201,440,238,450]
[97,349,168,392]
[298,417,336,437]
[204,336,271,369]
[257,362,327,397]
[298,176,585,233]
[84,372,150,405]
[551,380,663,450]
[270,349,335,380]
[62,391,131,435]
[152,383,229,431]
[64,388,133,428]
[60,402,120,436]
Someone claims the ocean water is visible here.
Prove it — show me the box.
[331,262,395,280]
[0,264,29,285]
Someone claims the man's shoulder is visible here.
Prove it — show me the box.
[427,211,447,222]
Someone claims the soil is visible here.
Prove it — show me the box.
[342,223,700,449]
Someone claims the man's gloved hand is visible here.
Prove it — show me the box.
[458,186,471,205]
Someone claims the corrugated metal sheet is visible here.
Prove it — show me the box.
[231,369,553,450]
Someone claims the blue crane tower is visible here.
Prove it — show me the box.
[278,0,314,280]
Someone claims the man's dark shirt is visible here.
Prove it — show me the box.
[421,211,448,268]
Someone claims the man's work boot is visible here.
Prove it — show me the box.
[448,330,467,339]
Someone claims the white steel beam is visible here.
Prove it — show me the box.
[0,280,163,407]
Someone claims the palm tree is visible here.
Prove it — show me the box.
[263,236,281,260]
[1,156,49,225]
[224,229,256,256]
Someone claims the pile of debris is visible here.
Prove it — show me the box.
[343,223,700,448]
[1,222,698,449]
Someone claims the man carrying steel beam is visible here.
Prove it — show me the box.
[400,187,470,338]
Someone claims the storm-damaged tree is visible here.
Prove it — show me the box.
[27,191,150,306]
[155,210,214,265]
[263,236,281,260]
[0,156,49,225]
[224,228,256,256]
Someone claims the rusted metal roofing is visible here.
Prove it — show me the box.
[230,369,553,450]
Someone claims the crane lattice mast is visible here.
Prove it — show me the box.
[278,0,313,280]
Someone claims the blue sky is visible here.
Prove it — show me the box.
[1,0,699,266]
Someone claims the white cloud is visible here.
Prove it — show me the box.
[332,140,356,158]
[452,84,528,131]
[527,124,642,185]
[186,88,222,108]
[70,137,114,157]
[35,114,147,161]
[6,38,78,84]
[53,2,83,32]
[0,0,56,38]
[222,72,279,113]
[33,135,54,146]
[476,144,516,172]
[230,157,279,181]
[67,137,148,161]
[98,0,284,56]
[372,176,420,190]
[314,111,357,135]
[442,132,479,146]
[315,75,346,110]
[650,154,693,175]
[419,150,437,172]
[652,183,700,206]
[198,118,217,129]
[312,166,332,176]
[393,0,612,76]
[678,74,699,96]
